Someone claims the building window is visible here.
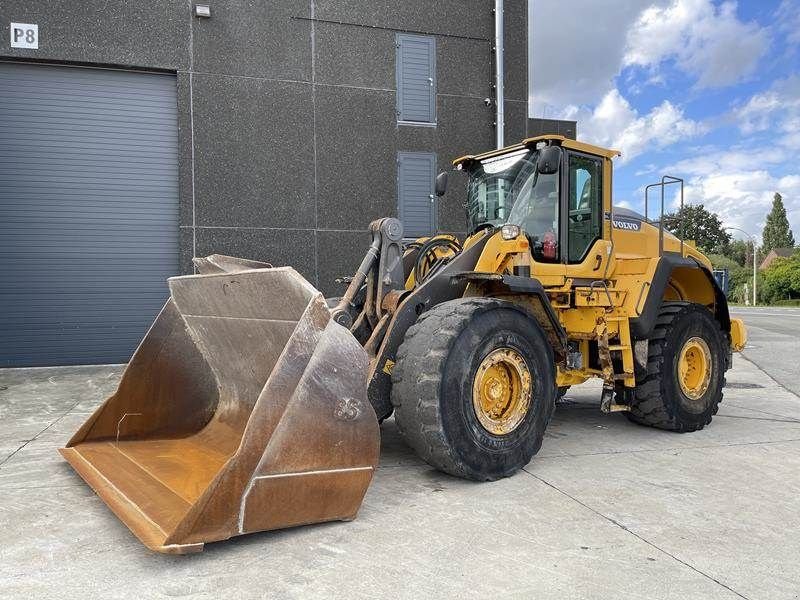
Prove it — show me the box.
[397,152,437,238]
[396,34,436,125]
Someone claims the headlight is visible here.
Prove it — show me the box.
[501,224,521,240]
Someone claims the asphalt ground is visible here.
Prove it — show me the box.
[730,306,800,396]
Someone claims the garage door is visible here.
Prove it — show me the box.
[0,63,179,367]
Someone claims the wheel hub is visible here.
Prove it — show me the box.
[472,348,532,435]
[678,336,712,400]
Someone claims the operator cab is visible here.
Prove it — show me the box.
[455,136,615,266]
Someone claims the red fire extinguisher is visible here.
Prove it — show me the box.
[542,230,556,260]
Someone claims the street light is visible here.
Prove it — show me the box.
[725,226,758,307]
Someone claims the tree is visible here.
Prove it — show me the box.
[761,192,795,256]
[729,267,755,302]
[663,204,731,254]
[706,254,741,272]
[706,253,751,300]
[761,249,800,303]
[724,238,752,267]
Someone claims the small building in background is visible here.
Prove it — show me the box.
[759,247,796,270]
[528,118,577,139]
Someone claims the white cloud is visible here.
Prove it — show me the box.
[667,146,790,176]
[733,75,800,134]
[527,0,797,238]
[530,0,768,115]
[624,0,769,88]
[634,163,659,177]
[685,171,800,243]
[529,0,660,114]
[645,76,800,242]
[528,0,762,161]
[562,89,705,163]
[782,119,800,149]
[733,76,800,151]
[776,0,800,47]
[735,92,785,134]
[662,148,800,242]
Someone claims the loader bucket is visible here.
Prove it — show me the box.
[60,262,380,554]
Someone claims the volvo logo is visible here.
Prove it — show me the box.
[611,218,641,232]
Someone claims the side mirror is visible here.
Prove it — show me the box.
[537,146,561,175]
[435,171,448,197]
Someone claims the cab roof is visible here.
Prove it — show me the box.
[452,135,621,167]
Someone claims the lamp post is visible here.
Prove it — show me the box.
[725,227,758,307]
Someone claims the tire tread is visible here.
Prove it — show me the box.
[626,301,725,432]
[391,298,551,480]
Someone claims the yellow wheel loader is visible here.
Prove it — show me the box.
[61,135,747,553]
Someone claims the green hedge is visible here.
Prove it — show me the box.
[773,299,800,307]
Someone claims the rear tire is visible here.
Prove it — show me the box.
[391,298,555,481]
[626,302,726,432]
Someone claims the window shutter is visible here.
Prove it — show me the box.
[396,34,436,124]
[397,152,437,238]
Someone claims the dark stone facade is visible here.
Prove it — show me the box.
[1,0,528,295]
[528,118,577,140]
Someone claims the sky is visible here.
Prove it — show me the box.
[528,0,800,243]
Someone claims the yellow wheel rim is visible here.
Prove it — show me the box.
[677,337,712,400]
[472,348,532,435]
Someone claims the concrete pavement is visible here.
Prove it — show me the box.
[2,350,799,599]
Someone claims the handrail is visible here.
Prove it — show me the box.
[644,175,684,256]
[589,279,614,308]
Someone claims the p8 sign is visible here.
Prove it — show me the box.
[10,23,38,49]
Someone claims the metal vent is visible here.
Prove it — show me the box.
[398,152,437,238]
[396,34,436,124]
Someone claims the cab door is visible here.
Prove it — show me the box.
[562,151,610,278]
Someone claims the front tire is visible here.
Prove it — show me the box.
[627,302,726,432]
[391,298,555,481]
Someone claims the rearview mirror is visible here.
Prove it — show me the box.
[537,146,561,175]
[435,171,448,197]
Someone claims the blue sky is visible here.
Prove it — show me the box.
[529,0,800,243]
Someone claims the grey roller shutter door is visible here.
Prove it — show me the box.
[396,34,436,124]
[0,63,179,367]
[398,152,436,238]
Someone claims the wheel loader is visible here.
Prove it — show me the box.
[61,135,747,553]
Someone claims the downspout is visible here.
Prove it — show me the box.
[494,0,505,149]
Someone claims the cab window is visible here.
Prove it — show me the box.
[506,170,560,263]
[568,154,603,263]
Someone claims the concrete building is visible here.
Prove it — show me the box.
[528,118,577,140]
[0,1,528,367]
